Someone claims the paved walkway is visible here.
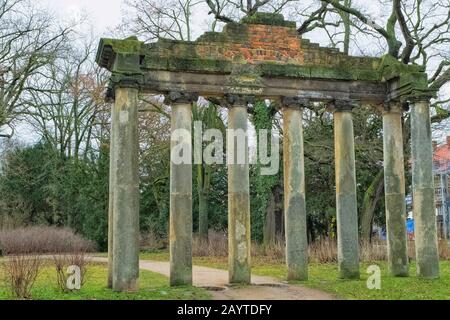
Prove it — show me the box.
[91,257,337,300]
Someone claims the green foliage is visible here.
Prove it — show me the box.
[250,101,280,242]
[0,142,109,250]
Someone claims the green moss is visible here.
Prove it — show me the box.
[310,66,353,79]
[165,57,232,73]
[197,32,228,43]
[260,63,378,81]
[377,54,424,81]
[241,13,296,28]
[99,37,143,55]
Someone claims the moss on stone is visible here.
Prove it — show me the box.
[241,12,296,28]
[197,32,229,43]
[100,37,143,54]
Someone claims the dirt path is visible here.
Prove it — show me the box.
[91,257,336,300]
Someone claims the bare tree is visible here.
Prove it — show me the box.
[0,0,72,139]
[296,0,450,240]
[122,0,204,42]
[206,0,298,23]
[24,39,109,159]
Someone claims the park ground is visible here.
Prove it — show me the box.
[133,251,450,300]
[2,252,449,300]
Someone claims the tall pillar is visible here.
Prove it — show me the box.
[282,97,308,281]
[333,100,360,279]
[167,92,196,286]
[411,99,440,279]
[382,103,409,277]
[107,100,118,288]
[226,95,251,284]
[112,85,140,292]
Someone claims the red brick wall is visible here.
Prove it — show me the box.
[197,24,304,64]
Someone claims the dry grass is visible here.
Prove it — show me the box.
[190,231,450,264]
[192,231,228,257]
[0,226,95,255]
[140,231,167,251]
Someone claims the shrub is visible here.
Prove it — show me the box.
[140,231,167,251]
[193,231,228,257]
[3,254,42,299]
[53,253,89,292]
[0,226,95,255]
[190,234,450,264]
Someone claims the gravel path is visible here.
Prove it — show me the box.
[91,257,337,300]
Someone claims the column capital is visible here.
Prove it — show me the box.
[282,97,310,109]
[407,95,433,104]
[328,99,359,112]
[107,73,144,102]
[225,94,254,107]
[110,72,144,89]
[165,91,199,104]
[382,101,408,114]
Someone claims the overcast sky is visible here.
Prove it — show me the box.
[43,0,123,35]
[3,0,447,146]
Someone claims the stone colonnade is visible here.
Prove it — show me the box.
[107,84,440,292]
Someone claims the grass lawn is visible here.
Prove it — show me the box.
[0,262,210,300]
[133,250,450,300]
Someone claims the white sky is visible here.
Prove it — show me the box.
[43,0,123,36]
[4,0,449,145]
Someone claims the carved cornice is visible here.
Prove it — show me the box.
[282,97,311,109]
[164,91,199,104]
[328,99,359,112]
[382,101,409,114]
[225,94,254,107]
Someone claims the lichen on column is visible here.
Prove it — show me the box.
[167,92,196,286]
[112,85,140,292]
[107,101,118,289]
[382,103,409,277]
[411,99,440,279]
[282,97,308,281]
[226,94,251,285]
[333,100,360,279]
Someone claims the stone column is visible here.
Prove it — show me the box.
[411,99,440,279]
[107,100,118,289]
[226,95,251,284]
[282,97,308,281]
[167,92,196,286]
[112,85,140,292]
[382,103,409,277]
[333,100,360,279]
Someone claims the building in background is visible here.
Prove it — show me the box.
[405,136,450,240]
[434,136,450,239]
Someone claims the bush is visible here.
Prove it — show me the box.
[53,253,90,292]
[0,226,95,255]
[193,231,228,257]
[3,254,42,299]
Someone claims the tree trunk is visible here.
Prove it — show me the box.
[263,192,276,246]
[197,163,211,239]
[360,169,385,241]
[198,191,209,239]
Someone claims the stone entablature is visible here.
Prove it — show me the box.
[96,13,433,103]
